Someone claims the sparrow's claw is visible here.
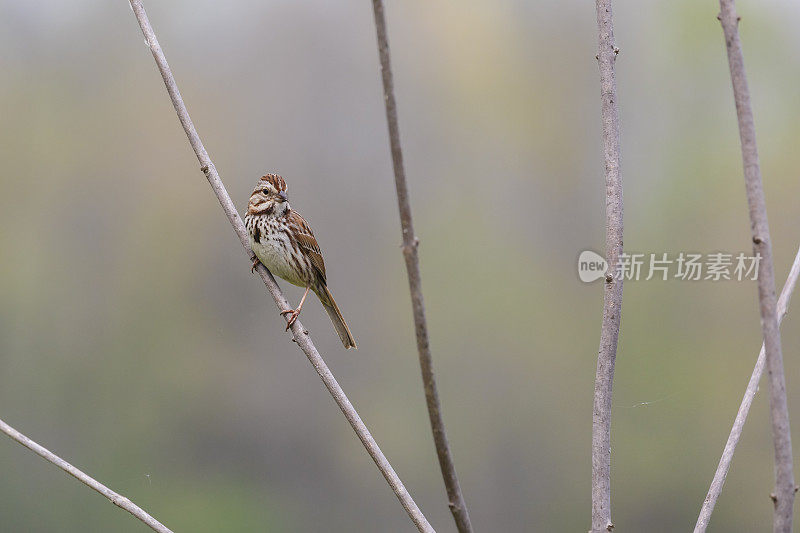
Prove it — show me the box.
[280,309,301,330]
[251,257,261,273]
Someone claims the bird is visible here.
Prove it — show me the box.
[244,173,357,349]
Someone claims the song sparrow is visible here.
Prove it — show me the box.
[244,174,357,349]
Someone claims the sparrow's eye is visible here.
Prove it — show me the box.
[262,189,270,195]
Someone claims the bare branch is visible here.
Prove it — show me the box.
[591,1,624,532]
[695,245,800,532]
[715,4,796,530]
[0,418,172,533]
[369,2,473,532]
[127,2,434,531]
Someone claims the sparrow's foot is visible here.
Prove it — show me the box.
[280,309,301,330]
[251,257,262,273]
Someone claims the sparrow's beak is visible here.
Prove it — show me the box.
[279,191,288,202]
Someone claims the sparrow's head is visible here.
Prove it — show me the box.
[248,173,290,216]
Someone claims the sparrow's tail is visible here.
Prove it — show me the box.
[317,285,357,349]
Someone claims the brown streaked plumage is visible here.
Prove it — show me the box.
[244,173,357,349]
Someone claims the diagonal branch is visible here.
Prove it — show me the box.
[695,245,800,533]
[717,3,796,532]
[127,2,434,531]
[591,1,624,532]
[0,417,173,533]
[369,2,473,532]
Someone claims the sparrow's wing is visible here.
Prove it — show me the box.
[287,210,327,283]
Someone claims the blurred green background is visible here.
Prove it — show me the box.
[1,0,800,531]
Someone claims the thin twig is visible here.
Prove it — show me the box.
[717,3,796,532]
[0,418,172,533]
[695,245,800,532]
[127,2,434,531]
[369,2,473,532]
[591,1,624,532]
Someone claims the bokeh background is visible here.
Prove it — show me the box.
[1,1,800,531]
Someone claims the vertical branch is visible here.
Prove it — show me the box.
[127,2,435,531]
[717,3,796,532]
[0,418,173,533]
[591,1,624,532]
[369,2,473,532]
[695,245,800,532]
